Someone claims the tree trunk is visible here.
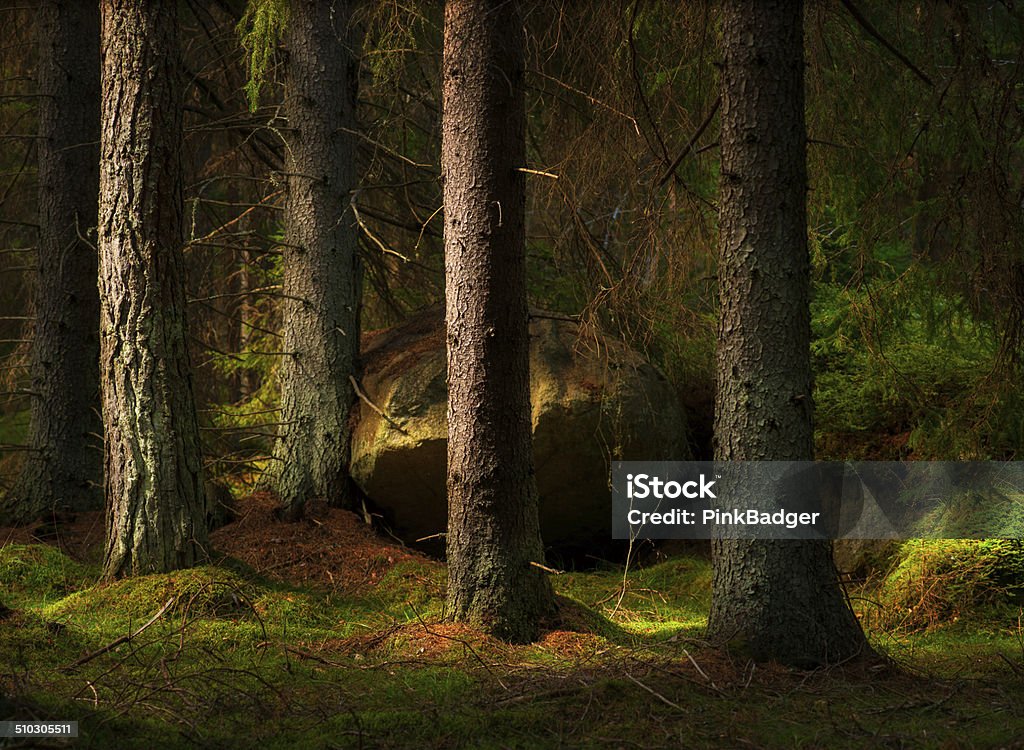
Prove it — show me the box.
[442,0,555,644]
[2,0,102,524]
[707,0,869,667]
[272,0,360,519]
[98,0,208,577]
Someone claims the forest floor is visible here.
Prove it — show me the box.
[2,495,1024,749]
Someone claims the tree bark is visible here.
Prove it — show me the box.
[272,0,360,519]
[98,0,208,577]
[442,0,555,644]
[707,0,869,666]
[2,0,102,524]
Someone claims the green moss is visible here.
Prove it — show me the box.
[43,565,262,625]
[0,544,94,606]
[554,557,711,640]
[5,543,1024,748]
[549,595,633,643]
[373,558,446,618]
[879,539,1024,630]
[0,608,89,668]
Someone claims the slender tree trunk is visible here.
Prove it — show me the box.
[2,0,102,524]
[707,0,869,667]
[98,0,208,577]
[272,0,360,519]
[442,0,555,644]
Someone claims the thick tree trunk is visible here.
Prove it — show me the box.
[272,0,360,519]
[707,0,869,666]
[442,0,555,644]
[2,1,102,524]
[98,0,208,577]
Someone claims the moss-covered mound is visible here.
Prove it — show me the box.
[879,540,1024,630]
[43,565,263,625]
[0,544,93,606]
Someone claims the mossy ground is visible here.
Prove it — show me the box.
[868,540,1024,635]
[3,531,1024,749]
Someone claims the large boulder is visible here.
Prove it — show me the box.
[350,308,689,553]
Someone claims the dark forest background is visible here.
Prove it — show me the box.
[5,1,1023,478]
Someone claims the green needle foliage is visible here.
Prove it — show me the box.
[879,540,1024,631]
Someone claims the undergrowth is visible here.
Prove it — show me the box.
[2,539,1024,748]
[876,539,1024,632]
[812,267,1024,460]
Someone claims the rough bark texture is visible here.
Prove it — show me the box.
[442,0,555,644]
[272,0,360,519]
[707,0,869,666]
[2,0,102,523]
[98,0,208,577]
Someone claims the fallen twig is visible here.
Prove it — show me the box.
[63,597,176,670]
[625,673,685,713]
[530,561,564,575]
[682,647,713,684]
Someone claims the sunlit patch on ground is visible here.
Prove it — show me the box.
[3,498,1024,748]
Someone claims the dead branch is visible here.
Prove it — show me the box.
[349,375,407,434]
[839,0,933,87]
[63,597,176,671]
